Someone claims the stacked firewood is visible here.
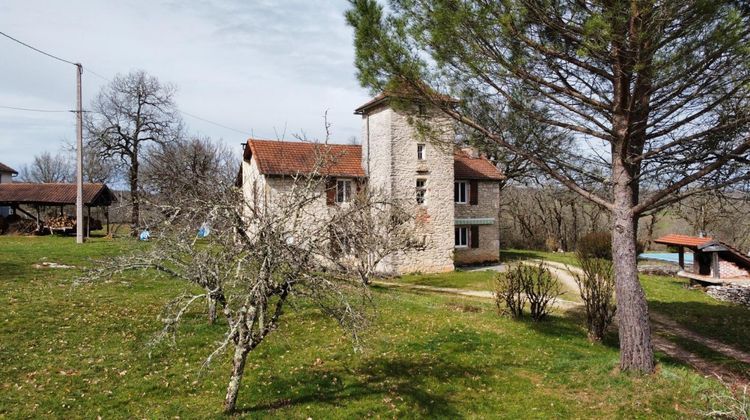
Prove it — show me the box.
[46,216,76,229]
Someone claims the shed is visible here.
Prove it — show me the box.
[654,234,750,285]
[0,183,117,235]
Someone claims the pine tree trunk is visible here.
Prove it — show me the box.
[223,344,250,413]
[611,178,655,373]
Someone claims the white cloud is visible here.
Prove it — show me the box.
[0,0,370,170]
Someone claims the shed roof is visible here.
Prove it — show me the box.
[245,139,366,178]
[0,183,116,206]
[454,151,505,181]
[654,234,713,248]
[0,162,18,175]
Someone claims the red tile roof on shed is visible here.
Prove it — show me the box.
[654,234,713,248]
[245,139,366,178]
[454,151,505,181]
[0,162,18,174]
[0,183,116,206]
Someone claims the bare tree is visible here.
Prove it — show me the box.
[18,151,73,183]
[142,136,237,204]
[86,70,182,235]
[673,190,750,252]
[83,145,418,413]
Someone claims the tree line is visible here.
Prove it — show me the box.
[17,70,238,235]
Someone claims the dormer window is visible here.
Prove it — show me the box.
[417,143,426,161]
[336,179,352,203]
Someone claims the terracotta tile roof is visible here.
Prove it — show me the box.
[0,183,116,206]
[354,81,459,114]
[245,139,366,178]
[454,151,505,181]
[654,234,713,248]
[0,162,18,174]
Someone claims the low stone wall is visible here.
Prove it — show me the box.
[706,285,750,308]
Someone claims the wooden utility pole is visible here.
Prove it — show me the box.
[75,63,84,244]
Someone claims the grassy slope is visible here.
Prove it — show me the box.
[0,236,724,418]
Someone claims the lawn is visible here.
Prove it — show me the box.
[398,269,496,291]
[0,236,730,417]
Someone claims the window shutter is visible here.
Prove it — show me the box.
[326,178,335,206]
[469,180,478,205]
[355,178,362,194]
[470,225,479,248]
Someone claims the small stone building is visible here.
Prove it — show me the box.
[0,162,18,217]
[239,93,504,274]
[654,234,750,284]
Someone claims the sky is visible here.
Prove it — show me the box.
[0,0,371,172]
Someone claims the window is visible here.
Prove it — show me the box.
[417,143,426,160]
[416,178,427,204]
[454,181,467,204]
[455,227,468,248]
[336,179,352,203]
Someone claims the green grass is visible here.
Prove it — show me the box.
[0,236,730,417]
[398,269,497,291]
[641,275,750,354]
[501,249,580,267]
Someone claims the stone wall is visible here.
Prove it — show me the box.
[719,258,750,279]
[706,285,750,308]
[362,104,455,274]
[454,181,500,265]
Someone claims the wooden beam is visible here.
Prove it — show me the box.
[711,252,721,279]
[678,246,684,270]
[86,206,91,238]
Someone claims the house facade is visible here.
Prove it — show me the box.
[0,162,17,217]
[240,95,504,274]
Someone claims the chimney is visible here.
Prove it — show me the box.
[461,146,479,158]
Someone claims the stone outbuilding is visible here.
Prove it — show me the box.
[654,234,750,285]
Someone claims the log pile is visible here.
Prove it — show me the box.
[45,216,103,232]
[46,216,76,229]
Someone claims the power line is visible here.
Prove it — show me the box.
[0,30,78,66]
[180,110,252,136]
[0,105,73,113]
[1,30,253,138]
[83,68,110,82]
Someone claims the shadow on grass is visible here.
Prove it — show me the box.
[237,330,491,416]
[649,300,750,353]
[0,261,27,278]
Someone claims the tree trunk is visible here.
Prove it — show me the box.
[611,181,655,373]
[207,297,217,325]
[129,159,139,237]
[223,344,250,413]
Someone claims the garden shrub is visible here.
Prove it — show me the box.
[494,271,525,318]
[577,231,612,260]
[495,262,561,321]
[573,254,616,342]
[577,231,646,260]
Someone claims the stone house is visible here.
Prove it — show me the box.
[239,94,504,274]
